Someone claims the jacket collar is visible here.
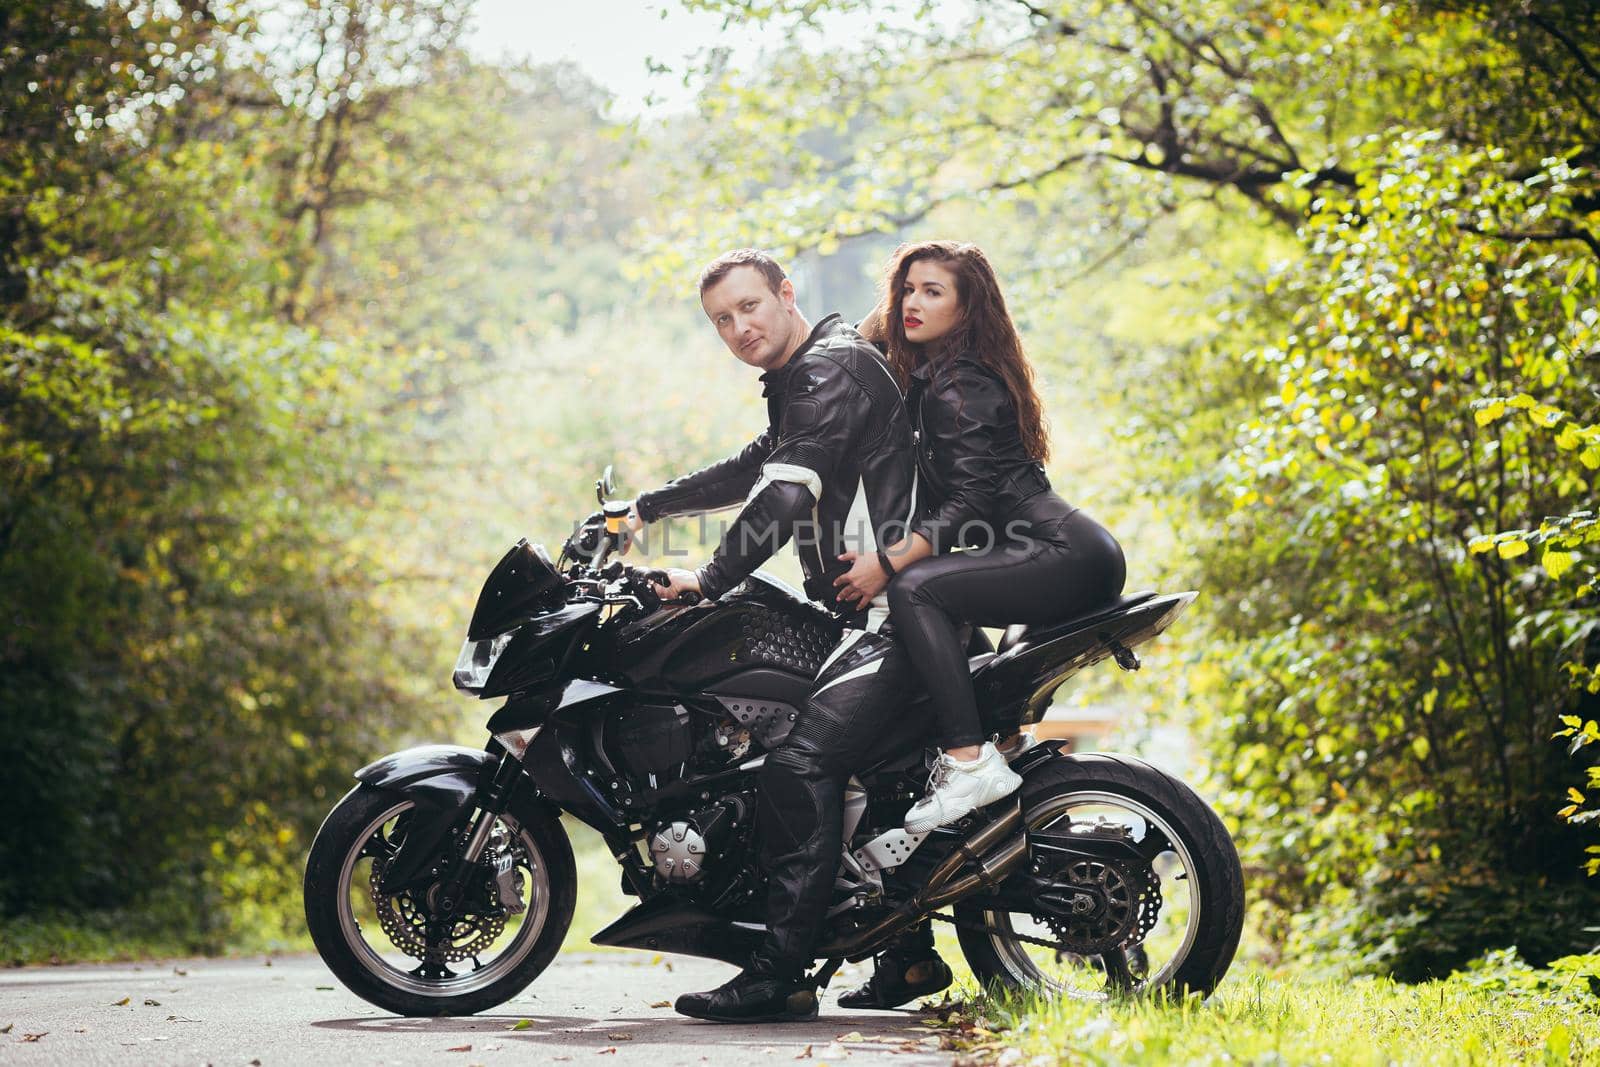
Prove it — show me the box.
[761,313,843,395]
[910,348,981,384]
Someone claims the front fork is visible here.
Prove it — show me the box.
[431,751,524,917]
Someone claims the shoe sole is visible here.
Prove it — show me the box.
[674,1005,819,1023]
[837,970,953,1010]
[904,775,1023,834]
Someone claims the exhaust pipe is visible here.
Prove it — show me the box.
[923,832,1027,909]
[821,797,1026,959]
[913,797,1021,908]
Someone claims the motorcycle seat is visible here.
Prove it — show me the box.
[995,590,1159,655]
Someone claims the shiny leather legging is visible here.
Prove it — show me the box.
[888,492,1127,750]
[755,627,912,976]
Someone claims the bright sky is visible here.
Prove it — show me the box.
[463,1,974,116]
[463,0,778,115]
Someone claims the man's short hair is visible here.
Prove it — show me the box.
[699,249,787,297]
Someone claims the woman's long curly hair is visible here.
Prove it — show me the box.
[861,240,1050,462]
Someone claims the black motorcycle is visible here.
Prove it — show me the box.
[303,474,1245,1016]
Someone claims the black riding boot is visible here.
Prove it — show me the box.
[678,629,913,1023]
[837,921,952,1010]
[674,951,818,1023]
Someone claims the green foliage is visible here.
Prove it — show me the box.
[1470,385,1600,877]
[960,961,1599,1066]
[0,0,651,953]
[1451,947,1600,1011]
[1191,133,1600,975]
[658,0,1600,978]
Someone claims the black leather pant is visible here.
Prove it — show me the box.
[754,627,912,976]
[888,492,1126,749]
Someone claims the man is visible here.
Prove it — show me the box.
[625,249,944,1022]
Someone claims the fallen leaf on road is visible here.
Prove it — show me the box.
[509,1019,536,1031]
[597,1048,617,1056]
[795,1044,813,1059]
[315,986,334,991]
[263,958,272,966]
[0,1023,11,1033]
[22,1033,47,1042]
[446,1043,472,1052]
[173,967,187,976]
[605,1033,632,1040]
[836,1032,863,1042]
[649,1001,670,1008]
[143,998,161,1006]
[112,996,130,1006]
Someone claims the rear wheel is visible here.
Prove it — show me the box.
[304,783,575,1016]
[956,752,1242,1000]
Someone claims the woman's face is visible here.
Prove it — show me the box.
[900,259,962,346]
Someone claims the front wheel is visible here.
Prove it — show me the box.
[304,783,575,1016]
[956,752,1243,1000]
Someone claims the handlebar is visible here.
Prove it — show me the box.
[566,560,701,611]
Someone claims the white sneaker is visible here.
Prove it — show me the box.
[995,732,1039,761]
[904,743,1024,833]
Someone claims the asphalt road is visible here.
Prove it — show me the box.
[0,953,959,1066]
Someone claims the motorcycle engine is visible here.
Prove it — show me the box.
[647,796,749,885]
[606,703,696,787]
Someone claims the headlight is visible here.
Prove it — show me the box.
[452,628,520,692]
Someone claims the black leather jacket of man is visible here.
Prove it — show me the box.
[907,352,1051,553]
[636,314,916,620]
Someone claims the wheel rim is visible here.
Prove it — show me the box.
[977,789,1202,1000]
[333,800,552,998]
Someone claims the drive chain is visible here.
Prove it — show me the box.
[927,910,1074,952]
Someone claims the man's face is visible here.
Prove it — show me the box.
[701,266,798,371]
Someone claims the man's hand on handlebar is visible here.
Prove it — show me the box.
[651,567,702,602]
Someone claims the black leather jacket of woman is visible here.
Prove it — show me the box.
[907,352,1051,553]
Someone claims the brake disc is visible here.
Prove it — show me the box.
[367,854,506,965]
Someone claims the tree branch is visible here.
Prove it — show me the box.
[1458,220,1600,258]
[1527,12,1600,87]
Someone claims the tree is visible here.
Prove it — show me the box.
[661,0,1600,973]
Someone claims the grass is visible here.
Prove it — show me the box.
[0,908,313,966]
[927,963,1600,1066]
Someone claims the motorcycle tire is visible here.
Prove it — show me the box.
[956,751,1243,999]
[304,783,576,1017]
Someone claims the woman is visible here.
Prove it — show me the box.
[836,241,1127,834]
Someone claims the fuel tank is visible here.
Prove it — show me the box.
[612,572,843,702]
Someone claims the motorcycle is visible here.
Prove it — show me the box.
[303,471,1245,1017]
